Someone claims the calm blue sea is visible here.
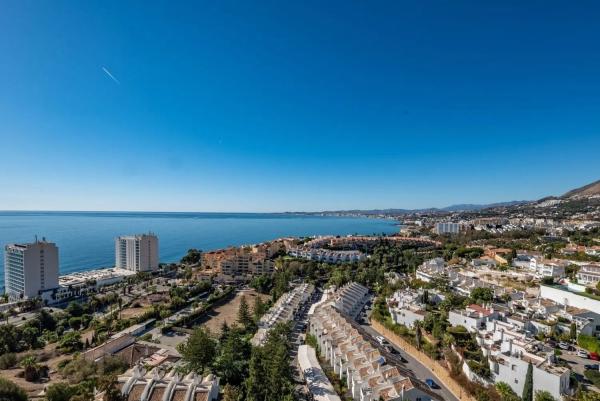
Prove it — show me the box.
[0,211,397,290]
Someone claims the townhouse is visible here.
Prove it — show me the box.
[309,302,437,401]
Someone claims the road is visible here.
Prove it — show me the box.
[358,321,459,401]
[356,298,459,401]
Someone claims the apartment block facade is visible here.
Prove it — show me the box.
[115,234,159,272]
[4,239,59,300]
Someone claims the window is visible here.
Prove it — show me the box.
[515,379,518,384]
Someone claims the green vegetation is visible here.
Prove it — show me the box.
[535,390,556,401]
[585,369,600,388]
[47,355,128,401]
[522,362,533,401]
[578,334,600,353]
[246,323,295,401]
[495,382,520,401]
[181,248,202,265]
[177,326,217,374]
[0,376,27,401]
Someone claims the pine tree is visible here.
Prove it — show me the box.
[253,296,265,322]
[177,327,216,374]
[415,321,422,350]
[522,362,533,401]
[237,296,252,329]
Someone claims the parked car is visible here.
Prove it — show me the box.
[375,336,389,346]
[577,349,590,359]
[590,352,600,361]
[558,342,571,350]
[584,364,599,370]
[425,379,440,389]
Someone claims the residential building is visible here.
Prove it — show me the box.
[487,336,570,400]
[434,222,460,235]
[577,264,600,286]
[4,239,59,301]
[448,304,497,332]
[298,344,341,401]
[288,247,366,263]
[416,258,446,282]
[455,318,572,400]
[115,234,159,272]
[540,284,600,312]
[202,246,276,282]
[116,366,219,401]
[309,299,438,401]
[252,283,314,346]
[387,289,428,328]
[333,282,369,319]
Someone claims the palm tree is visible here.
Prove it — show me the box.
[20,356,39,382]
[117,297,123,320]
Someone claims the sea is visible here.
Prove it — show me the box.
[0,211,398,290]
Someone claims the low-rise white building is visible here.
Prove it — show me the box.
[448,304,498,332]
[577,264,600,286]
[332,282,369,319]
[416,258,446,282]
[309,298,438,401]
[116,365,219,401]
[252,283,314,346]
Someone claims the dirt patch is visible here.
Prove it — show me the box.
[120,306,152,320]
[202,289,269,334]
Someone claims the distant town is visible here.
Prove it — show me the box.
[1,179,600,401]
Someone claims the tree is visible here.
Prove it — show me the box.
[535,390,556,401]
[0,324,21,353]
[69,317,82,331]
[237,296,252,329]
[522,362,534,401]
[59,331,83,353]
[246,322,295,401]
[215,328,251,385]
[177,327,217,374]
[571,322,578,341]
[415,321,422,350]
[36,309,57,331]
[253,296,266,322]
[181,248,202,265]
[470,287,494,304]
[0,376,27,401]
[22,326,42,349]
[20,355,40,382]
[98,374,124,401]
[66,301,84,317]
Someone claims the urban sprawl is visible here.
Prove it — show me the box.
[2,182,600,401]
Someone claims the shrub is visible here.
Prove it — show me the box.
[0,376,27,401]
[0,353,17,369]
[585,370,600,388]
[578,334,600,354]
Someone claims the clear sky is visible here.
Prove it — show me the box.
[1,1,599,212]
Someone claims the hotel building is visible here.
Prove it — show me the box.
[115,234,159,272]
[4,239,59,301]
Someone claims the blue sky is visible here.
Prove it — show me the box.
[1,1,599,212]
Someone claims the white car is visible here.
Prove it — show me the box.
[577,349,590,359]
[375,336,389,346]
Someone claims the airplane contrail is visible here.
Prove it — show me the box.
[102,66,120,84]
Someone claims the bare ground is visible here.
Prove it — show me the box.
[202,289,269,334]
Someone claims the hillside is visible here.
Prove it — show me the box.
[562,179,600,198]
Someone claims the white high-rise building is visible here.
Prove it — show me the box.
[435,222,461,234]
[115,234,159,272]
[4,239,59,301]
